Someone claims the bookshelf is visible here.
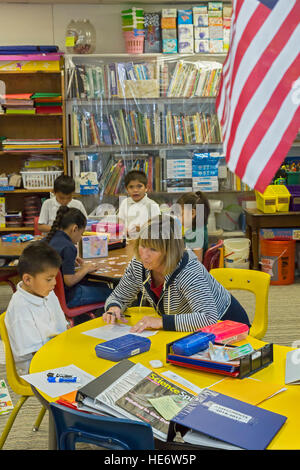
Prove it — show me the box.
[0,54,67,232]
[64,53,238,198]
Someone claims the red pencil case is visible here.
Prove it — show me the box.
[199,320,249,344]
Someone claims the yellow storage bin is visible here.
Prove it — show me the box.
[270,185,290,212]
[255,187,277,213]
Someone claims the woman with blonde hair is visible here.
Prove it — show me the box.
[103,214,250,332]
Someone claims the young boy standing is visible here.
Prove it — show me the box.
[38,174,87,233]
[118,170,160,238]
[5,241,69,374]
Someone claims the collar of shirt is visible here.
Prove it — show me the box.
[127,194,149,206]
[16,282,51,307]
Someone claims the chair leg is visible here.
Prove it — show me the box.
[4,279,17,293]
[32,406,47,432]
[0,395,28,449]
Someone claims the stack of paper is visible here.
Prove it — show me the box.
[2,138,62,152]
[31,93,62,114]
[1,93,35,114]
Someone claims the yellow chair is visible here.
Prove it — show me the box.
[0,312,46,449]
[210,268,271,340]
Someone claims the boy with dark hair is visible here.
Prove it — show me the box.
[5,241,68,374]
[38,174,87,233]
[118,170,160,238]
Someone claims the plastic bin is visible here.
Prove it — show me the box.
[255,187,276,213]
[21,170,63,189]
[224,238,251,269]
[286,185,300,211]
[260,238,296,285]
[123,30,144,54]
[270,185,290,212]
[286,171,300,185]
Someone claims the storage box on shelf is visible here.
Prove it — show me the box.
[0,53,67,232]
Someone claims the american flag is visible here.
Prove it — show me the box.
[216,0,300,193]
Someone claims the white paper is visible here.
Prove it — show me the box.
[161,370,202,395]
[82,323,158,340]
[21,364,95,398]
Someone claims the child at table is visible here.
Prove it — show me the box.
[5,241,69,374]
[177,191,210,262]
[118,170,160,239]
[46,205,112,309]
[38,174,87,233]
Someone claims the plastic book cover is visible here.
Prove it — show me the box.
[169,389,287,450]
[0,379,14,415]
[116,370,196,439]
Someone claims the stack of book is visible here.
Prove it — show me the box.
[1,93,35,114]
[2,138,62,152]
[31,93,62,114]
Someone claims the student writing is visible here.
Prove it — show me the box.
[103,214,250,333]
[38,174,87,233]
[5,242,69,374]
[46,205,112,309]
[177,191,210,263]
[118,170,160,239]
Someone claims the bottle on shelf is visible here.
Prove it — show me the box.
[65,19,78,54]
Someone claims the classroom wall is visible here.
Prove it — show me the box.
[0,2,189,53]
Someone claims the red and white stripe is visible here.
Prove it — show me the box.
[216,0,300,192]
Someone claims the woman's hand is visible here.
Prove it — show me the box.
[102,306,128,324]
[130,316,163,333]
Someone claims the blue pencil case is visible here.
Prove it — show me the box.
[172,331,216,356]
[95,334,151,361]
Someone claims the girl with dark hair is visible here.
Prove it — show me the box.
[47,205,111,309]
[177,191,210,262]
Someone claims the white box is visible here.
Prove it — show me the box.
[178,24,194,39]
[193,13,208,27]
[162,9,177,17]
[194,27,209,40]
[209,39,224,53]
[194,39,209,53]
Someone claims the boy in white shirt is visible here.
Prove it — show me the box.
[38,174,87,233]
[118,170,160,239]
[5,241,69,375]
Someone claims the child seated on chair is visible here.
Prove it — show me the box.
[177,191,210,263]
[38,174,88,234]
[46,205,112,309]
[5,241,69,375]
[118,170,160,239]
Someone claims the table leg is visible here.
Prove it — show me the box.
[252,228,259,270]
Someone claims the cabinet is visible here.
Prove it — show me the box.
[0,53,67,232]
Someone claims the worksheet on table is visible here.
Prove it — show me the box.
[82,323,158,341]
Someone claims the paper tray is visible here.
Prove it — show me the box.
[166,334,273,379]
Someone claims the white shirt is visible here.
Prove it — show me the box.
[38,196,88,227]
[118,194,160,235]
[5,283,68,374]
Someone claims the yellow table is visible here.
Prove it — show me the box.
[29,307,300,450]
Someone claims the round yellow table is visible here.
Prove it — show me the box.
[30,307,300,450]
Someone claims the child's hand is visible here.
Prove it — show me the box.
[75,256,84,266]
[84,261,101,273]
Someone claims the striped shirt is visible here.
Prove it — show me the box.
[105,250,231,332]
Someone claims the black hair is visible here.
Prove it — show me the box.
[53,174,75,195]
[18,241,61,277]
[124,170,147,188]
[46,206,87,243]
[177,191,210,230]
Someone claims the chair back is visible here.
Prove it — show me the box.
[210,268,270,339]
[50,403,155,450]
[0,312,33,397]
[203,240,224,271]
[54,270,69,313]
[34,216,42,235]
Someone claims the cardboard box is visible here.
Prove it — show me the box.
[161,17,176,29]
[194,26,209,40]
[162,29,177,40]
[178,24,194,39]
[179,39,194,53]
[178,9,193,25]
[81,234,108,259]
[162,9,177,18]
[193,13,208,27]
[259,228,300,241]
[194,39,209,53]
[162,39,178,53]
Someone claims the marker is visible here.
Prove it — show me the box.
[47,372,80,383]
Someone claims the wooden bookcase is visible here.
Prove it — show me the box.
[0,55,67,233]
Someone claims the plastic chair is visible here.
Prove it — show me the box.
[50,403,155,450]
[54,270,105,327]
[203,240,224,271]
[210,268,270,340]
[34,216,42,235]
[0,312,46,449]
[0,270,18,293]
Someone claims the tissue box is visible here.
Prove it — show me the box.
[81,234,108,259]
[178,9,193,25]
[162,39,178,53]
[209,39,224,53]
[161,17,177,29]
[178,24,194,39]
[179,39,194,53]
[208,1,223,11]
[194,13,208,27]
[194,39,209,53]
[162,9,177,18]
[193,6,208,14]
[162,29,177,40]
[194,27,209,40]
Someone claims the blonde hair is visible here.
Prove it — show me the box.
[134,214,185,275]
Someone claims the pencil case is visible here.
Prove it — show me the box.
[199,320,249,344]
[95,334,151,361]
[172,331,216,356]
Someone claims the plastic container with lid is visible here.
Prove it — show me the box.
[95,334,151,361]
[65,19,96,54]
[199,320,249,344]
[172,331,216,356]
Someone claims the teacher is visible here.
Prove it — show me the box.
[103,214,250,333]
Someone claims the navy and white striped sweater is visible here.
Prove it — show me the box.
[105,250,231,332]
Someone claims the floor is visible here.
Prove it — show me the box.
[0,278,300,450]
